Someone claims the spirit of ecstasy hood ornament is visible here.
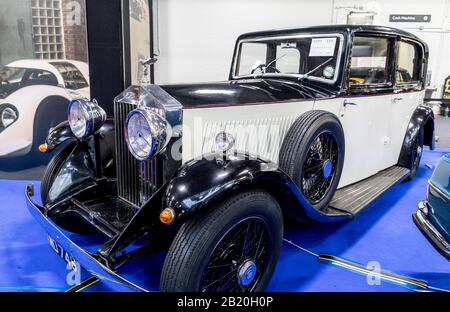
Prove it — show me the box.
[139,57,158,85]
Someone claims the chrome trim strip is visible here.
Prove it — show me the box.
[415,207,450,249]
[319,254,429,290]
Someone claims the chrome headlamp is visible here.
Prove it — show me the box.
[0,104,19,131]
[125,107,172,161]
[68,98,106,139]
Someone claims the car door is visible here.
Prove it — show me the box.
[337,35,394,187]
[382,39,425,168]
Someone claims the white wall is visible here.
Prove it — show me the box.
[154,0,450,97]
[154,0,334,84]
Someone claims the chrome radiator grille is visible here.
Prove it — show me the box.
[114,101,161,206]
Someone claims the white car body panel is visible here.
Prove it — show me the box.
[0,59,90,157]
[182,91,421,189]
[182,101,314,164]
[0,85,70,157]
[383,90,425,168]
[315,94,394,187]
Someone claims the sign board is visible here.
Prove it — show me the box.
[309,38,337,57]
[389,14,431,23]
[444,76,450,100]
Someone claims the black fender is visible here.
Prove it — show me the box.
[45,141,97,207]
[99,151,351,262]
[398,105,435,168]
[33,96,69,149]
[45,119,115,151]
[44,119,116,205]
[163,152,350,224]
[45,120,77,152]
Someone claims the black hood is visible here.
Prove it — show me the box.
[161,79,335,109]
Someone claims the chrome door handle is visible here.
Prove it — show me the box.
[343,100,357,107]
[393,97,403,102]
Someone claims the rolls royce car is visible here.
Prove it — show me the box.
[414,153,450,258]
[0,59,89,158]
[26,25,435,292]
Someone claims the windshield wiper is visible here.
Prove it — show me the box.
[253,54,286,78]
[298,57,334,82]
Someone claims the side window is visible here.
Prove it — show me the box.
[396,41,420,84]
[51,62,89,90]
[349,36,390,86]
[22,69,58,87]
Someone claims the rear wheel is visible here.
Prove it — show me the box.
[160,190,283,292]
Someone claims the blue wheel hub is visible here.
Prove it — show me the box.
[323,159,333,179]
[238,260,257,286]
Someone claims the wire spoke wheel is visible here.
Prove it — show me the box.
[160,190,283,292]
[200,217,271,292]
[301,131,338,204]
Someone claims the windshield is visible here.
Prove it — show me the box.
[0,66,58,99]
[233,34,343,83]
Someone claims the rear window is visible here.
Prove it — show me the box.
[349,36,390,86]
[51,62,89,90]
[396,41,421,84]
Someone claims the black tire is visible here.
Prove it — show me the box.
[40,141,75,205]
[160,190,283,292]
[404,128,424,182]
[279,110,345,214]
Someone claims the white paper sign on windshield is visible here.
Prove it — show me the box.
[309,38,337,57]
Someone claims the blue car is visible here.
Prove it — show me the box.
[414,154,450,258]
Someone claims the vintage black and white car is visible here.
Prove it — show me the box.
[26,25,435,292]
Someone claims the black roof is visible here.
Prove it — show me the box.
[238,25,424,43]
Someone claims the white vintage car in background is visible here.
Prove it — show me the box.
[0,59,89,158]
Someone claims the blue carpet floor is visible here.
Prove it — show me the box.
[0,148,449,292]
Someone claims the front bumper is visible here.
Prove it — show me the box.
[413,201,450,258]
[25,184,148,291]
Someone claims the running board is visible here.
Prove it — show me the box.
[326,166,410,217]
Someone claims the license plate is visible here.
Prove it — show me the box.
[48,236,80,273]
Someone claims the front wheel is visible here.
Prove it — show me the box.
[160,190,283,292]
